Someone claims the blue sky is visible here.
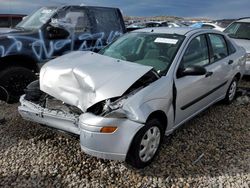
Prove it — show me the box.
[0,0,249,19]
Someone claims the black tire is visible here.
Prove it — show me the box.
[126,118,164,169]
[0,66,36,103]
[223,77,238,104]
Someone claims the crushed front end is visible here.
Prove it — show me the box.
[18,80,82,135]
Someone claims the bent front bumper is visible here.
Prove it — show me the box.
[79,113,144,161]
[18,96,144,161]
[18,96,80,135]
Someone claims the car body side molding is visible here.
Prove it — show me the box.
[181,81,228,110]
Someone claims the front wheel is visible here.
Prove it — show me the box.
[0,67,36,103]
[223,77,238,104]
[126,118,164,168]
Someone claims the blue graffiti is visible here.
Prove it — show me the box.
[0,36,22,57]
[0,30,122,60]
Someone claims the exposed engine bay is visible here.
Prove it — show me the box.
[24,69,159,118]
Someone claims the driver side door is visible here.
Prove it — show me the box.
[174,34,214,126]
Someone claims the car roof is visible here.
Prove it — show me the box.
[237,18,250,23]
[132,27,205,36]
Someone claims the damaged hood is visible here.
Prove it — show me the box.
[40,51,152,111]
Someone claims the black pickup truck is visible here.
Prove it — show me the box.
[0,5,126,102]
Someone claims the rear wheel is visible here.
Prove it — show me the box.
[0,66,36,103]
[126,118,164,168]
[224,77,238,104]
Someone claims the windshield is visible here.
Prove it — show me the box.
[99,32,185,75]
[224,22,250,40]
[16,7,57,30]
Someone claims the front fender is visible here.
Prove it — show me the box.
[123,98,172,124]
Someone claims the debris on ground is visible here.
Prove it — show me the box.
[192,153,205,165]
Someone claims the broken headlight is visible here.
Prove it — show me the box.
[104,108,127,118]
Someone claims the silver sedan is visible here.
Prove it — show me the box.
[19,27,246,168]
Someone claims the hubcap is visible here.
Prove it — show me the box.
[139,126,161,162]
[228,81,237,101]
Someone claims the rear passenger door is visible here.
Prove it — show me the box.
[206,33,233,98]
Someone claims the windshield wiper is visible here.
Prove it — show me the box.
[15,26,25,31]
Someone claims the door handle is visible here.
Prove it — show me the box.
[228,60,234,65]
[205,71,213,77]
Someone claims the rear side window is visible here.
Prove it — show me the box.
[208,34,228,62]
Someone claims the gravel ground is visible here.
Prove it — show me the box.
[0,78,249,187]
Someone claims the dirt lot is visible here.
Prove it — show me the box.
[0,78,249,187]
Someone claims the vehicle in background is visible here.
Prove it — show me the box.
[19,28,246,168]
[0,5,126,103]
[127,21,183,32]
[180,21,194,26]
[190,22,225,32]
[167,22,184,28]
[224,17,250,75]
[0,14,26,28]
[214,19,235,28]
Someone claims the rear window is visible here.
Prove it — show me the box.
[90,8,124,36]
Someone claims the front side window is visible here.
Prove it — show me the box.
[224,22,250,40]
[208,34,228,62]
[181,35,209,68]
[100,32,185,75]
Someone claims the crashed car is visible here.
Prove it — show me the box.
[19,28,246,168]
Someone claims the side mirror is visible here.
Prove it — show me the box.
[46,26,69,39]
[22,16,27,21]
[177,65,207,78]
